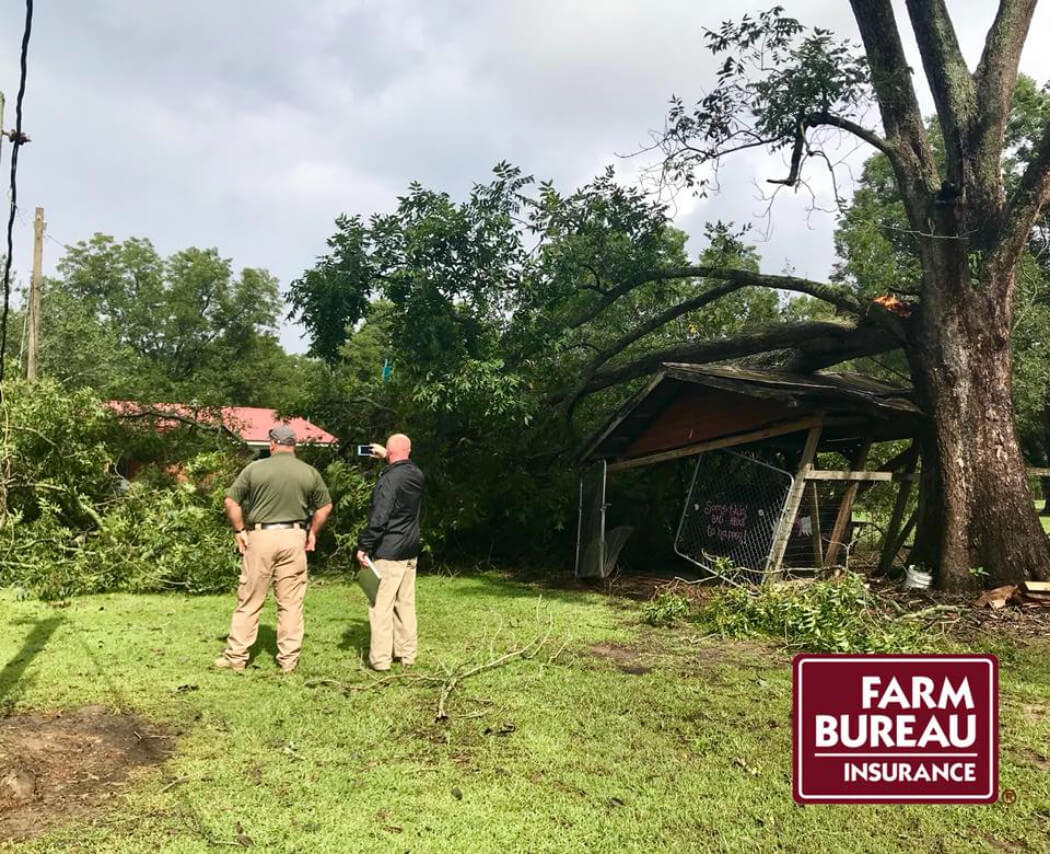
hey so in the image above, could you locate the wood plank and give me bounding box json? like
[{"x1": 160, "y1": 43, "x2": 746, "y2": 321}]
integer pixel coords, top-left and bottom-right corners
[
  {"x1": 1023, "y1": 581, "x2": 1050, "y2": 593},
  {"x1": 765, "y1": 422, "x2": 823, "y2": 580},
  {"x1": 807, "y1": 481, "x2": 823, "y2": 568},
  {"x1": 1027, "y1": 467, "x2": 1050, "y2": 478},
  {"x1": 606, "y1": 415, "x2": 823, "y2": 472},
  {"x1": 806, "y1": 470, "x2": 889, "y2": 482},
  {"x1": 824, "y1": 439, "x2": 872, "y2": 566},
  {"x1": 804, "y1": 470, "x2": 917, "y2": 482}
]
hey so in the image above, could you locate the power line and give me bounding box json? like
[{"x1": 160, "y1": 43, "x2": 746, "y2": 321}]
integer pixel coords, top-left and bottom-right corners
[{"x1": 0, "y1": 0, "x2": 34, "y2": 385}]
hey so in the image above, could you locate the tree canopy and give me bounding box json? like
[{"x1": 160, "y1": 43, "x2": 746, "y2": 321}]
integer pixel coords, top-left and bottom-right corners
[{"x1": 9, "y1": 235, "x2": 305, "y2": 407}]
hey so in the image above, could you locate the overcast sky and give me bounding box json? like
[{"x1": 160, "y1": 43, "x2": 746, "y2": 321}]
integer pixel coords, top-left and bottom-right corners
[{"x1": 1, "y1": 1, "x2": 1049, "y2": 353}]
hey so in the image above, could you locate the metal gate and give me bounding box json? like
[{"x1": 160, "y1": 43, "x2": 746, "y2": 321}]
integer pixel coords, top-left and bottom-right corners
[
  {"x1": 674, "y1": 450, "x2": 794, "y2": 584},
  {"x1": 575, "y1": 460, "x2": 607, "y2": 578}
]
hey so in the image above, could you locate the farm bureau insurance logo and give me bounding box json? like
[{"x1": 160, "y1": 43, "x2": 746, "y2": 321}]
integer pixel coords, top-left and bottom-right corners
[{"x1": 793, "y1": 655, "x2": 998, "y2": 804}]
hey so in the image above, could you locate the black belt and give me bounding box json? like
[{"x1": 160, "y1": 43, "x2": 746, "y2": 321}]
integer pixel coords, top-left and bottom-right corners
[{"x1": 252, "y1": 521, "x2": 305, "y2": 531}]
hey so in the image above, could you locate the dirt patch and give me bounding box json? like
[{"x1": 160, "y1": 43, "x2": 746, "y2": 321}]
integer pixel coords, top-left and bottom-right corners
[
  {"x1": 1016, "y1": 749, "x2": 1050, "y2": 772},
  {"x1": 1022, "y1": 703, "x2": 1047, "y2": 722},
  {"x1": 588, "y1": 642, "x2": 644, "y2": 665},
  {"x1": 0, "y1": 705, "x2": 171, "y2": 841},
  {"x1": 587, "y1": 643, "x2": 654, "y2": 675}
]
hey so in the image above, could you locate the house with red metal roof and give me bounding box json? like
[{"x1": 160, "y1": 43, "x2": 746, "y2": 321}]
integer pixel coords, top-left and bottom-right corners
[{"x1": 106, "y1": 401, "x2": 338, "y2": 450}]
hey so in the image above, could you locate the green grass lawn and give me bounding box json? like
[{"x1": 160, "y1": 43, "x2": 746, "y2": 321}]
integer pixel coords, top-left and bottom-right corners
[{"x1": 2, "y1": 573, "x2": 1049, "y2": 853}]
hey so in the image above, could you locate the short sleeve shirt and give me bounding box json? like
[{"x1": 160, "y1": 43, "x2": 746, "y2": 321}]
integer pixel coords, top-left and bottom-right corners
[{"x1": 225, "y1": 453, "x2": 332, "y2": 525}]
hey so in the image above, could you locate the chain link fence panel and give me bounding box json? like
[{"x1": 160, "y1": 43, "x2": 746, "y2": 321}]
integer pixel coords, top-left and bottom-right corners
[{"x1": 674, "y1": 450, "x2": 794, "y2": 585}]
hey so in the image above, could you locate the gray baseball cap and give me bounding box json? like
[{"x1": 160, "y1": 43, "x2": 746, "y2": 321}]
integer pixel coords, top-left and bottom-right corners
[{"x1": 268, "y1": 424, "x2": 297, "y2": 445}]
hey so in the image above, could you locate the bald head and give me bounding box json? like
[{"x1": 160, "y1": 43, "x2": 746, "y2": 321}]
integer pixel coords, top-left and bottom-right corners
[{"x1": 386, "y1": 433, "x2": 411, "y2": 463}]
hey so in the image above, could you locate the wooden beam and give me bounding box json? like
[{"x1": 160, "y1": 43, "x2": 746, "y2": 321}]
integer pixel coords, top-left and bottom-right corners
[
  {"x1": 578, "y1": 370, "x2": 668, "y2": 463},
  {"x1": 807, "y1": 481, "x2": 823, "y2": 568},
  {"x1": 606, "y1": 415, "x2": 823, "y2": 472},
  {"x1": 1027, "y1": 467, "x2": 1050, "y2": 478},
  {"x1": 890, "y1": 508, "x2": 919, "y2": 566},
  {"x1": 877, "y1": 447, "x2": 918, "y2": 574},
  {"x1": 765, "y1": 422, "x2": 824, "y2": 580},
  {"x1": 804, "y1": 470, "x2": 916, "y2": 482},
  {"x1": 824, "y1": 439, "x2": 872, "y2": 566}
]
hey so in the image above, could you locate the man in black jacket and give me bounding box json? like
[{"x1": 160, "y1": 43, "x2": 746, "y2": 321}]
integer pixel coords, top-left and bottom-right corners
[{"x1": 356, "y1": 433, "x2": 425, "y2": 671}]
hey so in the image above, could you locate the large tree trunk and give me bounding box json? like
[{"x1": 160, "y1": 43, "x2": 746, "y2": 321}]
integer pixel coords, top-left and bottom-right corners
[{"x1": 908, "y1": 265, "x2": 1050, "y2": 591}]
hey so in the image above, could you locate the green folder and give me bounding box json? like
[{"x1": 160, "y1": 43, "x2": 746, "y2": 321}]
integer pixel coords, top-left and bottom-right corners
[{"x1": 356, "y1": 557, "x2": 382, "y2": 605}]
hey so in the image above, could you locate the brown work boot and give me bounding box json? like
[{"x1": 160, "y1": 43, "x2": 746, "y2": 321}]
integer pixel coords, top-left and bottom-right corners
[{"x1": 213, "y1": 656, "x2": 245, "y2": 673}]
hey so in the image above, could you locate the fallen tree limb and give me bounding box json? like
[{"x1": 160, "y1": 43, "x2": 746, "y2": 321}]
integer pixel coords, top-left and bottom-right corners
[
  {"x1": 306, "y1": 605, "x2": 560, "y2": 721},
  {"x1": 434, "y1": 618, "x2": 553, "y2": 721},
  {"x1": 571, "y1": 321, "x2": 899, "y2": 398}
]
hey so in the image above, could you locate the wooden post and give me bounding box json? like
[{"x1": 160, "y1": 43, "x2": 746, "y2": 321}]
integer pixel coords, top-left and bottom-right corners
[
  {"x1": 26, "y1": 207, "x2": 44, "y2": 380},
  {"x1": 888, "y1": 509, "x2": 918, "y2": 565},
  {"x1": 877, "y1": 448, "x2": 918, "y2": 574},
  {"x1": 765, "y1": 422, "x2": 823, "y2": 580},
  {"x1": 808, "y1": 482, "x2": 823, "y2": 568},
  {"x1": 823, "y1": 439, "x2": 872, "y2": 567}
]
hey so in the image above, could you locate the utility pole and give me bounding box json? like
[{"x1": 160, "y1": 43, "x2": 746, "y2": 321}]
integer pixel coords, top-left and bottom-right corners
[{"x1": 26, "y1": 206, "x2": 43, "y2": 380}]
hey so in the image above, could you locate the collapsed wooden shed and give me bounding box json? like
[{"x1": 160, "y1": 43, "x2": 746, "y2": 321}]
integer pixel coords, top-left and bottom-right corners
[{"x1": 575, "y1": 364, "x2": 925, "y2": 583}]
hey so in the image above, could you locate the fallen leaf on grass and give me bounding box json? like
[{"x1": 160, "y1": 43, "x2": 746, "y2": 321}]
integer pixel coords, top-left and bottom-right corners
[
  {"x1": 281, "y1": 743, "x2": 305, "y2": 761},
  {"x1": 383, "y1": 825, "x2": 403, "y2": 834},
  {"x1": 607, "y1": 797, "x2": 625, "y2": 807},
  {"x1": 733, "y1": 757, "x2": 760, "y2": 777},
  {"x1": 483, "y1": 722, "x2": 516, "y2": 736},
  {"x1": 174, "y1": 684, "x2": 199, "y2": 694},
  {"x1": 451, "y1": 786, "x2": 463, "y2": 800}
]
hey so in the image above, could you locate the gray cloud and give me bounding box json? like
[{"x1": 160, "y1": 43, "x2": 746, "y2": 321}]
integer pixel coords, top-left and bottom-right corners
[{"x1": 0, "y1": 1, "x2": 1047, "y2": 355}]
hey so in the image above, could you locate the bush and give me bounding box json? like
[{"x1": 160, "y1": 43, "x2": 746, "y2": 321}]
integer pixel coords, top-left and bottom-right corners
[
  {"x1": 642, "y1": 591, "x2": 691, "y2": 627},
  {"x1": 72, "y1": 479, "x2": 239, "y2": 595},
  {"x1": 315, "y1": 458, "x2": 375, "y2": 567},
  {"x1": 701, "y1": 573, "x2": 929, "y2": 653},
  {"x1": 0, "y1": 382, "x2": 252, "y2": 599}
]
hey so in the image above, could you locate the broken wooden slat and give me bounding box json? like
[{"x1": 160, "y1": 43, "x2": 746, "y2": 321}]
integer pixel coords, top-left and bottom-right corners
[{"x1": 808, "y1": 481, "x2": 823, "y2": 568}]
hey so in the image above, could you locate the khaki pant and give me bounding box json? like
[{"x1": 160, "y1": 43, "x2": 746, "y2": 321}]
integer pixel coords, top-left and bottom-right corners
[
  {"x1": 368, "y1": 558, "x2": 417, "y2": 670},
  {"x1": 223, "y1": 528, "x2": 308, "y2": 670}
]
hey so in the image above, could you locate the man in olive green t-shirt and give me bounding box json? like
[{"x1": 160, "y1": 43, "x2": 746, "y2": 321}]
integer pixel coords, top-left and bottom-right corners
[{"x1": 214, "y1": 424, "x2": 332, "y2": 674}]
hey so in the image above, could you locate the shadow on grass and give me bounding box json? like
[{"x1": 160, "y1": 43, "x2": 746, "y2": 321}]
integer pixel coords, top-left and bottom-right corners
[
  {"x1": 338, "y1": 620, "x2": 369, "y2": 653},
  {"x1": 248, "y1": 624, "x2": 278, "y2": 666},
  {"x1": 0, "y1": 616, "x2": 65, "y2": 703}
]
